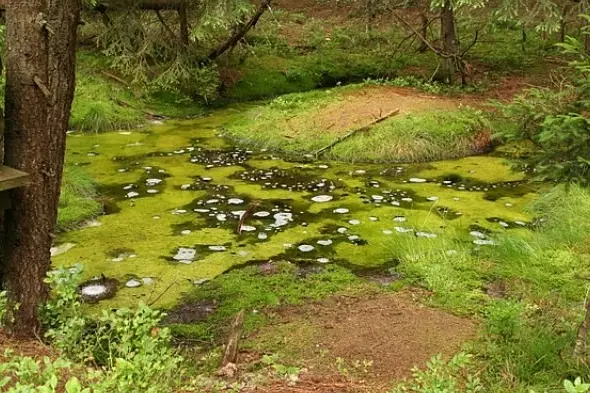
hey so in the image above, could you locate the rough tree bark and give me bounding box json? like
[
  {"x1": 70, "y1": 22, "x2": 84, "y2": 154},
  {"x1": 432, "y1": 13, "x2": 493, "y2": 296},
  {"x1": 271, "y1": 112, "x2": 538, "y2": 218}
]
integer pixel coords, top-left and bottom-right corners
[
  {"x1": 436, "y1": 0, "x2": 457, "y2": 84},
  {"x1": 1, "y1": 0, "x2": 80, "y2": 337}
]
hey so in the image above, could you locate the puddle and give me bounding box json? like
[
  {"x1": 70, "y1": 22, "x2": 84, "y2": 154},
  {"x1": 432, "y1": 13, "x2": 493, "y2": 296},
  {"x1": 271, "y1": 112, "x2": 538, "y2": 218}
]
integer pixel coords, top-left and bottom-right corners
[{"x1": 55, "y1": 109, "x2": 537, "y2": 307}]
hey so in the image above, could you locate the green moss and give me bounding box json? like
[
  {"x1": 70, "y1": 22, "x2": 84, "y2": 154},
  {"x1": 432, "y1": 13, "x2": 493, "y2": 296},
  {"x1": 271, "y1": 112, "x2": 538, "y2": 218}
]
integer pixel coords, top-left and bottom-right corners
[
  {"x1": 169, "y1": 262, "x2": 367, "y2": 341},
  {"x1": 55, "y1": 108, "x2": 540, "y2": 311}
]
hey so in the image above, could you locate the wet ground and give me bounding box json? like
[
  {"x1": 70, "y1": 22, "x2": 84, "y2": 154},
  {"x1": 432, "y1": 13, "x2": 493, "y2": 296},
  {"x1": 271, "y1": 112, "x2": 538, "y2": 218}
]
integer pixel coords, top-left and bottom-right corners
[{"x1": 54, "y1": 106, "x2": 537, "y2": 308}]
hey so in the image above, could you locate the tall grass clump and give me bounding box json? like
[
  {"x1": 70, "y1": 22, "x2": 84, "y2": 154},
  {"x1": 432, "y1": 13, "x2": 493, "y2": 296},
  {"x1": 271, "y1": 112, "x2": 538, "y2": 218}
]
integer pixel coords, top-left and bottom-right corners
[{"x1": 57, "y1": 165, "x2": 102, "y2": 232}]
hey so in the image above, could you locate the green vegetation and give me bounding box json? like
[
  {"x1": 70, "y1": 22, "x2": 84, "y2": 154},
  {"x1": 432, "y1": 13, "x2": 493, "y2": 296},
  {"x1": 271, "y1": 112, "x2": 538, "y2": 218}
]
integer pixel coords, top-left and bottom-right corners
[
  {"x1": 57, "y1": 165, "x2": 102, "y2": 232},
  {"x1": 224, "y1": 83, "x2": 494, "y2": 162},
  {"x1": 169, "y1": 262, "x2": 367, "y2": 340}
]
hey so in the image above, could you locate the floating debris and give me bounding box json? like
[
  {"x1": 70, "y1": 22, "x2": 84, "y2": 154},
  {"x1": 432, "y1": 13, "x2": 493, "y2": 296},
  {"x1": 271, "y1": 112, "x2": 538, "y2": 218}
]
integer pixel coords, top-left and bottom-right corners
[
  {"x1": 50, "y1": 243, "x2": 76, "y2": 257},
  {"x1": 194, "y1": 278, "x2": 210, "y2": 286},
  {"x1": 126, "y1": 279, "x2": 142, "y2": 288},
  {"x1": 469, "y1": 231, "x2": 486, "y2": 239},
  {"x1": 298, "y1": 245, "x2": 314, "y2": 252},
  {"x1": 78, "y1": 277, "x2": 118, "y2": 303},
  {"x1": 474, "y1": 239, "x2": 496, "y2": 246},
  {"x1": 416, "y1": 232, "x2": 437, "y2": 239},
  {"x1": 173, "y1": 248, "x2": 196, "y2": 263},
  {"x1": 333, "y1": 208, "x2": 349, "y2": 214},
  {"x1": 311, "y1": 195, "x2": 333, "y2": 203}
]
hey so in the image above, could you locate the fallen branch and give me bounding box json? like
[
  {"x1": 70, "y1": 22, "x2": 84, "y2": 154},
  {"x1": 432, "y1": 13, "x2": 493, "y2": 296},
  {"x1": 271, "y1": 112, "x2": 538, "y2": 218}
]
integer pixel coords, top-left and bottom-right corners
[
  {"x1": 315, "y1": 109, "x2": 400, "y2": 157},
  {"x1": 208, "y1": 0, "x2": 272, "y2": 61},
  {"x1": 221, "y1": 309, "x2": 245, "y2": 366},
  {"x1": 102, "y1": 71, "x2": 128, "y2": 86}
]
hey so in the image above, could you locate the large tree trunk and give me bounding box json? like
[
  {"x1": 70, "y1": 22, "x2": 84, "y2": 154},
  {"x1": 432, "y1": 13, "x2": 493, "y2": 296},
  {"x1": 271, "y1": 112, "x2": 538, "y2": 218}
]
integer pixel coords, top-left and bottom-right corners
[
  {"x1": 2, "y1": 0, "x2": 80, "y2": 337},
  {"x1": 436, "y1": 0, "x2": 457, "y2": 84}
]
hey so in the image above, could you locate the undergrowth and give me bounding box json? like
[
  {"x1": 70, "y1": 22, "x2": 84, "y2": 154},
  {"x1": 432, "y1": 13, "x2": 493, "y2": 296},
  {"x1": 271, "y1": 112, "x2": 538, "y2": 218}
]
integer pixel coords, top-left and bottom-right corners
[{"x1": 57, "y1": 165, "x2": 102, "y2": 232}]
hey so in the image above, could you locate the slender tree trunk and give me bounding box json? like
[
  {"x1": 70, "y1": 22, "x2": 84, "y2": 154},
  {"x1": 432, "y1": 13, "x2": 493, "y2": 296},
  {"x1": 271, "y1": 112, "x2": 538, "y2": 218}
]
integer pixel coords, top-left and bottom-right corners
[
  {"x1": 2, "y1": 0, "x2": 80, "y2": 337},
  {"x1": 418, "y1": 10, "x2": 428, "y2": 53},
  {"x1": 179, "y1": 4, "x2": 189, "y2": 46},
  {"x1": 436, "y1": 0, "x2": 457, "y2": 84},
  {"x1": 559, "y1": 4, "x2": 570, "y2": 43}
]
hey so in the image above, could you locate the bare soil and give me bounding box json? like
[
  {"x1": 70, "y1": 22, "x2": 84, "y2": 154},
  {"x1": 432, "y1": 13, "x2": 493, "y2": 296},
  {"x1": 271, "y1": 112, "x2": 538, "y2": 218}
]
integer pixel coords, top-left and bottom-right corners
[
  {"x1": 0, "y1": 329, "x2": 54, "y2": 360},
  {"x1": 245, "y1": 291, "x2": 476, "y2": 392},
  {"x1": 283, "y1": 86, "x2": 476, "y2": 139}
]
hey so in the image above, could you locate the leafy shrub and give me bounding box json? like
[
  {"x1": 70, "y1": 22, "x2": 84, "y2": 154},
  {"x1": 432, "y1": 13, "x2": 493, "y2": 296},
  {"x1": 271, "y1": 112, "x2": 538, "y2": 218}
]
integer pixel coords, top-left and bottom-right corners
[
  {"x1": 498, "y1": 33, "x2": 590, "y2": 185},
  {"x1": 391, "y1": 353, "x2": 483, "y2": 393}
]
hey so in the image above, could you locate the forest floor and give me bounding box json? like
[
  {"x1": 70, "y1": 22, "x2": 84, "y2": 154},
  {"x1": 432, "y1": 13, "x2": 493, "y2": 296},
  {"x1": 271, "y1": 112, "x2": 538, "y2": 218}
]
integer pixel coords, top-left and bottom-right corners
[{"x1": 241, "y1": 290, "x2": 476, "y2": 392}]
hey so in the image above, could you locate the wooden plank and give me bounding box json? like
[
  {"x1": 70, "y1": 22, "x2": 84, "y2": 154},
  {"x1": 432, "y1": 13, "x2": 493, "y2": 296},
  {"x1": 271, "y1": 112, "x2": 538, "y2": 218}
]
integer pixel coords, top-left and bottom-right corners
[{"x1": 0, "y1": 165, "x2": 31, "y2": 192}]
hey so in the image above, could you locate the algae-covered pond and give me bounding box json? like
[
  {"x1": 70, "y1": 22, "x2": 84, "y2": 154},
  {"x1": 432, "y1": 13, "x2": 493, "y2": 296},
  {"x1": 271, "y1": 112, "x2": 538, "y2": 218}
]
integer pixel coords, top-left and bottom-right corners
[{"x1": 54, "y1": 106, "x2": 538, "y2": 308}]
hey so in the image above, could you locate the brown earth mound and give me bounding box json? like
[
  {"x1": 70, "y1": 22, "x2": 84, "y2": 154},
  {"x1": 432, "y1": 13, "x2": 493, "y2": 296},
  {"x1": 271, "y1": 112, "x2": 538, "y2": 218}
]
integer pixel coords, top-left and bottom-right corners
[
  {"x1": 283, "y1": 86, "x2": 476, "y2": 139},
  {"x1": 247, "y1": 291, "x2": 476, "y2": 392}
]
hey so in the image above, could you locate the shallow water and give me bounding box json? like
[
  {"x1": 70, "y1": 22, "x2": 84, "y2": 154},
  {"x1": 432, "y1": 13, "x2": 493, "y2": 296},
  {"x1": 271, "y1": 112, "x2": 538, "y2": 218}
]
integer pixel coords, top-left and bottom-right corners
[{"x1": 56, "y1": 106, "x2": 537, "y2": 307}]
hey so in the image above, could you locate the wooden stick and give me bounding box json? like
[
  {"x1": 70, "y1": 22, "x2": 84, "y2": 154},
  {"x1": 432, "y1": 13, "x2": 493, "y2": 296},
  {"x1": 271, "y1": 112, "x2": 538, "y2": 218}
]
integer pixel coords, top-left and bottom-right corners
[
  {"x1": 315, "y1": 109, "x2": 400, "y2": 157},
  {"x1": 221, "y1": 309, "x2": 245, "y2": 366}
]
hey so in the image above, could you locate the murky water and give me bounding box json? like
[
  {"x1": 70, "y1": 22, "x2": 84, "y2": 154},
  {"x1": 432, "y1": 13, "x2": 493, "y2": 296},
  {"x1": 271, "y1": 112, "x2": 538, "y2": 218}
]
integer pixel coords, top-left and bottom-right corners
[{"x1": 56, "y1": 107, "x2": 537, "y2": 307}]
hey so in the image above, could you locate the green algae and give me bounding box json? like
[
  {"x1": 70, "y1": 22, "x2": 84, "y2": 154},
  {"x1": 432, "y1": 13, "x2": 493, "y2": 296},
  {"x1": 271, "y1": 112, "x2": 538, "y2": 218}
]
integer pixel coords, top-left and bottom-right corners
[{"x1": 55, "y1": 107, "x2": 537, "y2": 310}]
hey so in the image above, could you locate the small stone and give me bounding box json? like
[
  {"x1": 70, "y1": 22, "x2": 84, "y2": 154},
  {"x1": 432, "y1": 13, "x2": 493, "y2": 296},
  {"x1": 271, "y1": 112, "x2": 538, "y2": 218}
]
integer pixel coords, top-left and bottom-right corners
[
  {"x1": 111, "y1": 257, "x2": 124, "y2": 262},
  {"x1": 333, "y1": 208, "x2": 349, "y2": 214},
  {"x1": 317, "y1": 258, "x2": 330, "y2": 264},
  {"x1": 505, "y1": 203, "x2": 514, "y2": 207},
  {"x1": 369, "y1": 216, "x2": 378, "y2": 222},
  {"x1": 153, "y1": 215, "x2": 161, "y2": 220},
  {"x1": 348, "y1": 235, "x2": 360, "y2": 241},
  {"x1": 142, "y1": 277, "x2": 155, "y2": 285},
  {"x1": 393, "y1": 216, "x2": 407, "y2": 223},
  {"x1": 126, "y1": 191, "x2": 139, "y2": 198},
  {"x1": 382, "y1": 229, "x2": 393, "y2": 235},
  {"x1": 173, "y1": 209, "x2": 187, "y2": 214},
  {"x1": 317, "y1": 239, "x2": 333, "y2": 246},
  {"x1": 228, "y1": 198, "x2": 244, "y2": 205},
  {"x1": 258, "y1": 233, "x2": 268, "y2": 240},
  {"x1": 371, "y1": 195, "x2": 384, "y2": 201},
  {"x1": 253, "y1": 211, "x2": 271, "y2": 218},
  {"x1": 337, "y1": 227, "x2": 348, "y2": 233},
  {"x1": 209, "y1": 245, "x2": 226, "y2": 251},
  {"x1": 240, "y1": 225, "x2": 256, "y2": 232},
  {"x1": 298, "y1": 245, "x2": 314, "y2": 252},
  {"x1": 181, "y1": 230, "x2": 191, "y2": 235},
  {"x1": 349, "y1": 219, "x2": 361, "y2": 225},
  {"x1": 427, "y1": 196, "x2": 439, "y2": 202},
  {"x1": 409, "y1": 178, "x2": 427, "y2": 183},
  {"x1": 147, "y1": 189, "x2": 159, "y2": 194},
  {"x1": 395, "y1": 227, "x2": 414, "y2": 233}
]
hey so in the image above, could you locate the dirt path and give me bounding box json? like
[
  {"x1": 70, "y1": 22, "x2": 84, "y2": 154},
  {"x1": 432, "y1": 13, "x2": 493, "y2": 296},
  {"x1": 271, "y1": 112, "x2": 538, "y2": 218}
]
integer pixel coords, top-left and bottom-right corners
[{"x1": 245, "y1": 291, "x2": 477, "y2": 392}]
